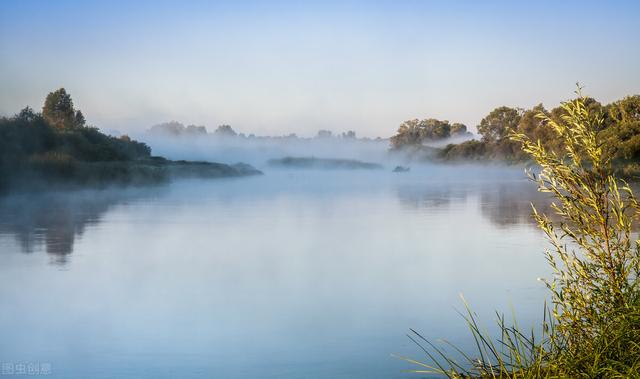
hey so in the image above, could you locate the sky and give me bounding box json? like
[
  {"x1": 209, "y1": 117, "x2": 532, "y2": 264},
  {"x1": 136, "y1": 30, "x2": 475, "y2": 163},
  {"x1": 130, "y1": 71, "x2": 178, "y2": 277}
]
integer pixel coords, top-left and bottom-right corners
[{"x1": 1, "y1": 0, "x2": 639, "y2": 137}]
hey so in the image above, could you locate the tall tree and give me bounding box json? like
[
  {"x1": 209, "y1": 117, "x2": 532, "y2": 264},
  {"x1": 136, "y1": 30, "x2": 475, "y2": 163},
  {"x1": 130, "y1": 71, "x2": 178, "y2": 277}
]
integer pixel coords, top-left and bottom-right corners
[
  {"x1": 74, "y1": 110, "x2": 86, "y2": 127},
  {"x1": 422, "y1": 119, "x2": 451, "y2": 139},
  {"x1": 450, "y1": 123, "x2": 468, "y2": 136},
  {"x1": 600, "y1": 95, "x2": 640, "y2": 159},
  {"x1": 390, "y1": 119, "x2": 422, "y2": 148},
  {"x1": 214, "y1": 124, "x2": 237, "y2": 137},
  {"x1": 390, "y1": 118, "x2": 464, "y2": 149},
  {"x1": 477, "y1": 106, "x2": 522, "y2": 143},
  {"x1": 42, "y1": 88, "x2": 82, "y2": 129}
]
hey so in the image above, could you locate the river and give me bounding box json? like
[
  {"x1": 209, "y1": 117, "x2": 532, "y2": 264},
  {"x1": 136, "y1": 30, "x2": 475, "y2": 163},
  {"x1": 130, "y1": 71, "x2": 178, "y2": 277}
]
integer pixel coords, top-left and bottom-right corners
[{"x1": 0, "y1": 166, "x2": 550, "y2": 378}]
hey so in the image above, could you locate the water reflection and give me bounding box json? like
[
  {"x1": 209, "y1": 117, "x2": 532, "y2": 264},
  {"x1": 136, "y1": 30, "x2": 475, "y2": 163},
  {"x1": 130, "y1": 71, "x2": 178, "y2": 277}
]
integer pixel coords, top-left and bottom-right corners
[
  {"x1": 0, "y1": 176, "x2": 552, "y2": 267},
  {"x1": 478, "y1": 182, "x2": 550, "y2": 227},
  {"x1": 0, "y1": 172, "x2": 551, "y2": 378},
  {"x1": 396, "y1": 183, "x2": 468, "y2": 210},
  {"x1": 396, "y1": 179, "x2": 551, "y2": 227},
  {"x1": 0, "y1": 189, "x2": 155, "y2": 264}
]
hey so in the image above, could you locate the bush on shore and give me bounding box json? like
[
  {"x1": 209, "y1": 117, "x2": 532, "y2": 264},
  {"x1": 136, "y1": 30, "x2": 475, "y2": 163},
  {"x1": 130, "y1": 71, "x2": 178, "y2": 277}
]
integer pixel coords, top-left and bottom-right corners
[
  {"x1": 0, "y1": 88, "x2": 262, "y2": 192},
  {"x1": 400, "y1": 89, "x2": 640, "y2": 378}
]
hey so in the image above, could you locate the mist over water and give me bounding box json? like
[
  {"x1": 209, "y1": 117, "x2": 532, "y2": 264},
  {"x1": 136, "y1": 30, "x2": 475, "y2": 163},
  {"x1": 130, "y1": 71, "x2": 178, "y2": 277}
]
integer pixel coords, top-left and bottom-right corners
[
  {"x1": 0, "y1": 167, "x2": 550, "y2": 379},
  {"x1": 1, "y1": 0, "x2": 637, "y2": 376},
  {"x1": 136, "y1": 133, "x2": 394, "y2": 168}
]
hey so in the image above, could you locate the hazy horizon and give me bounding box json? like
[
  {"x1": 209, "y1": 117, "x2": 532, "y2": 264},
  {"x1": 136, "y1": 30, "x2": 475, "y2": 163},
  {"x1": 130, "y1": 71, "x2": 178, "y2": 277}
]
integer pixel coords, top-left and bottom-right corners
[
  {"x1": 1, "y1": 0, "x2": 639, "y2": 138},
  {"x1": 2, "y1": 3, "x2": 640, "y2": 377}
]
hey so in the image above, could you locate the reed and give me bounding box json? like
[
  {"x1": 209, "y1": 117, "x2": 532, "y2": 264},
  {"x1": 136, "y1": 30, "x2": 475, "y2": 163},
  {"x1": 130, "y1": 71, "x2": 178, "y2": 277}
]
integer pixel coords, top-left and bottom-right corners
[{"x1": 399, "y1": 87, "x2": 640, "y2": 378}]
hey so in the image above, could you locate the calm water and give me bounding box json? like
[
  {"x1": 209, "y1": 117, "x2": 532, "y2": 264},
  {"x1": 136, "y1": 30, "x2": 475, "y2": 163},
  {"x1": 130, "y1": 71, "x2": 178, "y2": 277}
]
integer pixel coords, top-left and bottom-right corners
[{"x1": 0, "y1": 167, "x2": 550, "y2": 378}]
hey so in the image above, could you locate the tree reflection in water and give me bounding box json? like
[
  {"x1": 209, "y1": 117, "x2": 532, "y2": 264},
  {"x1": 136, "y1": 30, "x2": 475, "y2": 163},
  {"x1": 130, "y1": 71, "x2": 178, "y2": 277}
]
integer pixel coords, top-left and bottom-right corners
[
  {"x1": 0, "y1": 176, "x2": 558, "y2": 266},
  {"x1": 0, "y1": 189, "x2": 154, "y2": 265},
  {"x1": 396, "y1": 179, "x2": 552, "y2": 228}
]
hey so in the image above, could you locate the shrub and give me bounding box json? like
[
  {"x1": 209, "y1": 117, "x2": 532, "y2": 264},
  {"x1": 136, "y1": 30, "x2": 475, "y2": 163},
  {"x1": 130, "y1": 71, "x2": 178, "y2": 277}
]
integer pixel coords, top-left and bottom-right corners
[{"x1": 399, "y1": 88, "x2": 640, "y2": 378}]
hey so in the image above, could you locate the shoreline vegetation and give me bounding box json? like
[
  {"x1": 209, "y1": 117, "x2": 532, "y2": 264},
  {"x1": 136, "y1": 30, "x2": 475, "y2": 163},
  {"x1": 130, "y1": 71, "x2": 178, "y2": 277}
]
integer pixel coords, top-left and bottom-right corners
[
  {"x1": 3, "y1": 86, "x2": 639, "y2": 377},
  {"x1": 389, "y1": 92, "x2": 640, "y2": 176},
  {"x1": 139, "y1": 91, "x2": 640, "y2": 179},
  {"x1": 0, "y1": 89, "x2": 262, "y2": 193},
  {"x1": 267, "y1": 156, "x2": 383, "y2": 170},
  {"x1": 399, "y1": 89, "x2": 640, "y2": 378},
  {"x1": 147, "y1": 119, "x2": 386, "y2": 143}
]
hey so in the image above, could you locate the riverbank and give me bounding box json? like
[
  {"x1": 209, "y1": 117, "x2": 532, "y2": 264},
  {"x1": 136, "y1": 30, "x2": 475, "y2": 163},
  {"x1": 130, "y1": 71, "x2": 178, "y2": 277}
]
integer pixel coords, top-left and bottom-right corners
[
  {"x1": 268, "y1": 156, "x2": 383, "y2": 170},
  {"x1": 1, "y1": 157, "x2": 262, "y2": 193}
]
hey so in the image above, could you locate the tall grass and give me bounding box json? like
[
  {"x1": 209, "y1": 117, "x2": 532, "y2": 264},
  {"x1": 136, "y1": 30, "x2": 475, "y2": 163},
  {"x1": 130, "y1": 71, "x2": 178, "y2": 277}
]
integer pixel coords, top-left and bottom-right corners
[
  {"x1": 395, "y1": 296, "x2": 556, "y2": 378},
  {"x1": 399, "y1": 88, "x2": 640, "y2": 378}
]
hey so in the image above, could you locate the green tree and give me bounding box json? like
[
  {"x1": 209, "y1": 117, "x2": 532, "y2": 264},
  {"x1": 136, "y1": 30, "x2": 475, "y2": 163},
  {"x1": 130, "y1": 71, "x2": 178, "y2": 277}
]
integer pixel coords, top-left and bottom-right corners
[
  {"x1": 17, "y1": 106, "x2": 38, "y2": 122},
  {"x1": 512, "y1": 91, "x2": 640, "y2": 376},
  {"x1": 390, "y1": 119, "x2": 422, "y2": 148},
  {"x1": 422, "y1": 119, "x2": 451, "y2": 139},
  {"x1": 402, "y1": 90, "x2": 640, "y2": 378},
  {"x1": 214, "y1": 124, "x2": 237, "y2": 137},
  {"x1": 74, "y1": 110, "x2": 86, "y2": 127},
  {"x1": 516, "y1": 104, "x2": 546, "y2": 136},
  {"x1": 599, "y1": 95, "x2": 640, "y2": 160},
  {"x1": 450, "y1": 122, "x2": 468, "y2": 136},
  {"x1": 42, "y1": 88, "x2": 81, "y2": 129},
  {"x1": 391, "y1": 118, "x2": 462, "y2": 149},
  {"x1": 514, "y1": 104, "x2": 563, "y2": 156},
  {"x1": 477, "y1": 106, "x2": 522, "y2": 143}
]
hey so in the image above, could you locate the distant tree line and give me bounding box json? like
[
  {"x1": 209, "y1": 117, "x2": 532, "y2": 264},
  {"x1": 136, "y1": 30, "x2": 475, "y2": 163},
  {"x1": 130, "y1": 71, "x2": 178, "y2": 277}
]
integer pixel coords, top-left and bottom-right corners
[
  {"x1": 390, "y1": 119, "x2": 471, "y2": 149},
  {"x1": 149, "y1": 121, "x2": 207, "y2": 136},
  {"x1": 390, "y1": 94, "x2": 640, "y2": 167},
  {"x1": 149, "y1": 121, "x2": 379, "y2": 142}
]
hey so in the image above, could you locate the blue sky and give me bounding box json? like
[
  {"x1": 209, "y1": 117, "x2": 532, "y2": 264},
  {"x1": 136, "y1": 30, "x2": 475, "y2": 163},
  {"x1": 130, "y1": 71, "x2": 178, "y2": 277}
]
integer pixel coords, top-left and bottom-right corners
[{"x1": 1, "y1": 0, "x2": 639, "y2": 137}]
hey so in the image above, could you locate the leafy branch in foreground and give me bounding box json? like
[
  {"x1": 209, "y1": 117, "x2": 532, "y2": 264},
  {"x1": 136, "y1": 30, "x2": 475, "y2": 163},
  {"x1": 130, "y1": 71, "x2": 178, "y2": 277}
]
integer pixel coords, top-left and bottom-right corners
[{"x1": 398, "y1": 88, "x2": 640, "y2": 378}]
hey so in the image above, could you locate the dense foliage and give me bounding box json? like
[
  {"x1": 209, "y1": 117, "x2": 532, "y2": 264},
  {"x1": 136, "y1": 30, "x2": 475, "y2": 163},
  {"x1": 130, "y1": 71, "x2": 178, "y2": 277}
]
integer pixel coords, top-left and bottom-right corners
[
  {"x1": 390, "y1": 118, "x2": 470, "y2": 149},
  {"x1": 149, "y1": 121, "x2": 207, "y2": 136},
  {"x1": 401, "y1": 91, "x2": 640, "y2": 378},
  {"x1": 434, "y1": 95, "x2": 640, "y2": 166},
  {"x1": 0, "y1": 88, "x2": 152, "y2": 190},
  {"x1": 514, "y1": 92, "x2": 640, "y2": 377},
  {"x1": 389, "y1": 94, "x2": 640, "y2": 170}
]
